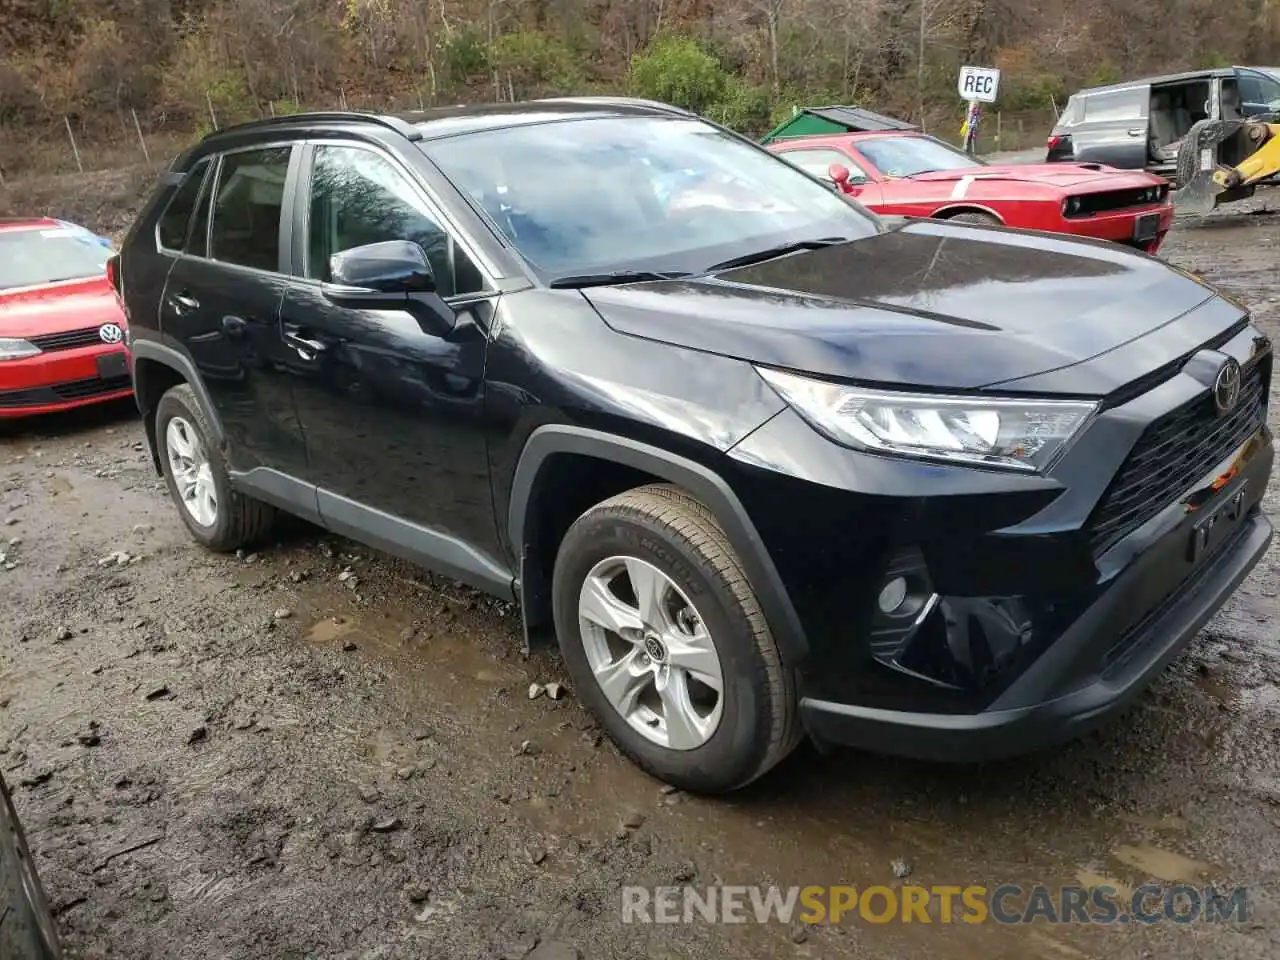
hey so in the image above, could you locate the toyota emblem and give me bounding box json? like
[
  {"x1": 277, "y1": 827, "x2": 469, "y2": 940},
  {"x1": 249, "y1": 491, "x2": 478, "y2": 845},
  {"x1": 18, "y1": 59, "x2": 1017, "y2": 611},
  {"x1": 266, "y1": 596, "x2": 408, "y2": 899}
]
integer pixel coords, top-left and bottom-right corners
[
  {"x1": 1212, "y1": 357, "x2": 1242, "y2": 416},
  {"x1": 99, "y1": 322, "x2": 124, "y2": 345}
]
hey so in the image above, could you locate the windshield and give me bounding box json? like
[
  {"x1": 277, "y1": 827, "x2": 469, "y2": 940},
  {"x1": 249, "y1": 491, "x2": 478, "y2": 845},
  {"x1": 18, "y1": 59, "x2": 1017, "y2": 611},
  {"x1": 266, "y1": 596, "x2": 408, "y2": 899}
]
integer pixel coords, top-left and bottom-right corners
[
  {"x1": 423, "y1": 115, "x2": 879, "y2": 279},
  {"x1": 857, "y1": 136, "x2": 983, "y2": 178},
  {"x1": 0, "y1": 226, "x2": 112, "y2": 290}
]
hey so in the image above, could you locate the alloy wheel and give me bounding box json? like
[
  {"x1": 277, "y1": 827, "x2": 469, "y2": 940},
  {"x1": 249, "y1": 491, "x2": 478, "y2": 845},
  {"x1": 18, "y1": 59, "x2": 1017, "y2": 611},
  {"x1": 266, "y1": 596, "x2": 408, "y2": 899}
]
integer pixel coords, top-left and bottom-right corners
[
  {"x1": 577, "y1": 555, "x2": 725, "y2": 750},
  {"x1": 165, "y1": 416, "x2": 217, "y2": 527}
]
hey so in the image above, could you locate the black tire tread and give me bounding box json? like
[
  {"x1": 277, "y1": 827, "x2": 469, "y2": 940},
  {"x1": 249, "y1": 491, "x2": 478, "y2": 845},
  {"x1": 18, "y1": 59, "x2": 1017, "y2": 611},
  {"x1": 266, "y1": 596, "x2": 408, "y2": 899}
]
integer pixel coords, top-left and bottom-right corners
[
  {"x1": 945, "y1": 211, "x2": 1001, "y2": 226},
  {"x1": 157, "y1": 384, "x2": 275, "y2": 552},
  {"x1": 587, "y1": 483, "x2": 802, "y2": 789}
]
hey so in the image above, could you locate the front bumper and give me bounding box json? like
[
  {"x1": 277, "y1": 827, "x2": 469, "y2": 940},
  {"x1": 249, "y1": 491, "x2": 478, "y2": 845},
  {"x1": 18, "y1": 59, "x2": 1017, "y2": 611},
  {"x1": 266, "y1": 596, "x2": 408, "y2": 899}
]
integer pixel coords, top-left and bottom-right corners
[
  {"x1": 1059, "y1": 204, "x2": 1174, "y2": 252},
  {"x1": 801, "y1": 505, "x2": 1272, "y2": 761},
  {"x1": 0, "y1": 346, "x2": 132, "y2": 418},
  {"x1": 725, "y1": 316, "x2": 1273, "y2": 760}
]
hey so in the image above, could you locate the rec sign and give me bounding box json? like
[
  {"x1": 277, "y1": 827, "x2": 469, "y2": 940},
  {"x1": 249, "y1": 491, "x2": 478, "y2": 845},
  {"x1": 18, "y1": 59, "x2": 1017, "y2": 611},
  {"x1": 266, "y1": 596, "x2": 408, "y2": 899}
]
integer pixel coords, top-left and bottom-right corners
[{"x1": 958, "y1": 65, "x2": 1001, "y2": 103}]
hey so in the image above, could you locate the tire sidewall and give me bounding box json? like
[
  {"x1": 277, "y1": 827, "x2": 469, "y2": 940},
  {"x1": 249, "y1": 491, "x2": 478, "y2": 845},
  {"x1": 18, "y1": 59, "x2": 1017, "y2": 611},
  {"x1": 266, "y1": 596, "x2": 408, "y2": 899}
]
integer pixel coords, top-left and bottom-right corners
[
  {"x1": 1, "y1": 777, "x2": 60, "y2": 959},
  {"x1": 155, "y1": 388, "x2": 236, "y2": 549},
  {"x1": 552, "y1": 508, "x2": 774, "y2": 792}
]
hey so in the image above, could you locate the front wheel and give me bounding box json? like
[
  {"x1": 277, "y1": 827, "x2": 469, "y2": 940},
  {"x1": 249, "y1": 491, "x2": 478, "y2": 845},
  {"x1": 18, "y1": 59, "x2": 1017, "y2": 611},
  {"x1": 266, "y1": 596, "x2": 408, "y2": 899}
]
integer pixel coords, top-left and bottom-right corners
[{"x1": 551, "y1": 484, "x2": 800, "y2": 794}]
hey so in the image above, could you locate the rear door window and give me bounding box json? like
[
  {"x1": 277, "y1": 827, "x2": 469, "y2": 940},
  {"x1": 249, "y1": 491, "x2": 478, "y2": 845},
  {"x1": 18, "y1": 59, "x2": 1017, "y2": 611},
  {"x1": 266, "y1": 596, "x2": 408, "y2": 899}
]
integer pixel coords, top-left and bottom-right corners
[
  {"x1": 208, "y1": 146, "x2": 293, "y2": 272},
  {"x1": 1083, "y1": 87, "x2": 1147, "y2": 122},
  {"x1": 157, "y1": 159, "x2": 211, "y2": 252}
]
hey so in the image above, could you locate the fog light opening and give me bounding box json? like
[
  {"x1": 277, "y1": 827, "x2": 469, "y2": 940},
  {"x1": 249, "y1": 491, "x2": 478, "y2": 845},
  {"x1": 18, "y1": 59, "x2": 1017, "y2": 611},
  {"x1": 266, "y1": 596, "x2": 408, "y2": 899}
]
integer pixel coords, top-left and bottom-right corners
[{"x1": 877, "y1": 576, "x2": 909, "y2": 614}]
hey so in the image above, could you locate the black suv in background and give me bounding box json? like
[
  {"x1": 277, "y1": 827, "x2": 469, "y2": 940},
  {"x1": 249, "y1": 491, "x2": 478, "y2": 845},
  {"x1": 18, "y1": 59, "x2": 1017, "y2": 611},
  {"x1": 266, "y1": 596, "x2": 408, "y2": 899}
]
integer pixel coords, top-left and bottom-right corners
[
  {"x1": 114, "y1": 99, "x2": 1273, "y2": 794},
  {"x1": 1046, "y1": 66, "x2": 1280, "y2": 180}
]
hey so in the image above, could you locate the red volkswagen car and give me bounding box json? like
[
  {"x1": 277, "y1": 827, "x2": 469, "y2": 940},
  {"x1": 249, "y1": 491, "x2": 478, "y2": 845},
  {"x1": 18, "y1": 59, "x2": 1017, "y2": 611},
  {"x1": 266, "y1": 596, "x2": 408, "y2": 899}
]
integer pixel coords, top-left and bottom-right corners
[
  {"x1": 0, "y1": 218, "x2": 131, "y2": 420},
  {"x1": 766, "y1": 130, "x2": 1175, "y2": 253}
]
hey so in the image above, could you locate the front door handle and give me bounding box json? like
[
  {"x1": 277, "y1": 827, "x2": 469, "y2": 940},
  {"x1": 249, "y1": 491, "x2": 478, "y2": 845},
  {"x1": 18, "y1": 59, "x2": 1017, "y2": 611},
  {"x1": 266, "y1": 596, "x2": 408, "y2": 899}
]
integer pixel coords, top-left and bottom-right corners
[
  {"x1": 284, "y1": 326, "x2": 327, "y2": 361},
  {"x1": 168, "y1": 291, "x2": 200, "y2": 313},
  {"x1": 1127, "y1": 128, "x2": 1145, "y2": 137}
]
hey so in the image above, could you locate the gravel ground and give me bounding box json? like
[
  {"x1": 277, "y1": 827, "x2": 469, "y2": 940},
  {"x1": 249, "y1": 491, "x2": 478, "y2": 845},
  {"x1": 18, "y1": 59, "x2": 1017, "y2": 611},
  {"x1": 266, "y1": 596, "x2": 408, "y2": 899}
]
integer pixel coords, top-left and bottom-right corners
[{"x1": 2, "y1": 186, "x2": 1280, "y2": 960}]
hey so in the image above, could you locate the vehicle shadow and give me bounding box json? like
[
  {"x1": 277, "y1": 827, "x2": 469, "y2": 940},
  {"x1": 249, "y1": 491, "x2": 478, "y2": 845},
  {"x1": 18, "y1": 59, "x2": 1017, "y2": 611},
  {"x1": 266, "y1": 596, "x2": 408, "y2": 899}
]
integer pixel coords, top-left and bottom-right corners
[
  {"x1": 0, "y1": 397, "x2": 140, "y2": 442},
  {"x1": 723, "y1": 675, "x2": 1221, "y2": 841}
]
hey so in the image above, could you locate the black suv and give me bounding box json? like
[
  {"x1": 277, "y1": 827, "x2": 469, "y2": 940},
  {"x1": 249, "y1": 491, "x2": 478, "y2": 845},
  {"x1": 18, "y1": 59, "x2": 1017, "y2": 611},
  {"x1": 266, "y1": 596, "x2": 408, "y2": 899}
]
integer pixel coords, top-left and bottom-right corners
[{"x1": 114, "y1": 99, "x2": 1274, "y2": 794}]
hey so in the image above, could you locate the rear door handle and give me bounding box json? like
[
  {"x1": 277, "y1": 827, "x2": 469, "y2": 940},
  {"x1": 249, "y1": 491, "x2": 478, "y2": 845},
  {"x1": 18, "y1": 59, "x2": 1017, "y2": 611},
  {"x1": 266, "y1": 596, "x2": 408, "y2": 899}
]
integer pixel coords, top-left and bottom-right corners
[{"x1": 1127, "y1": 128, "x2": 1145, "y2": 137}]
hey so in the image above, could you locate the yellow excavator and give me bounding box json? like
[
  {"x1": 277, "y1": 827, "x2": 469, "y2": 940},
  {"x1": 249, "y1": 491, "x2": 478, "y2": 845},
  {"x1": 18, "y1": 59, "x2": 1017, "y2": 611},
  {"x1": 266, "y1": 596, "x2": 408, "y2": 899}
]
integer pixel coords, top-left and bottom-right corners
[{"x1": 1172, "y1": 115, "x2": 1280, "y2": 213}]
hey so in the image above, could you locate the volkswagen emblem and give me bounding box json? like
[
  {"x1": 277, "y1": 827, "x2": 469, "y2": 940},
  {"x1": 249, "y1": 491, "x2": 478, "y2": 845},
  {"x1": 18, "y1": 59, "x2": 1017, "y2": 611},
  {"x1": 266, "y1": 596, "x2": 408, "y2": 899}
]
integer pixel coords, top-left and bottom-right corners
[
  {"x1": 1212, "y1": 357, "x2": 1242, "y2": 416},
  {"x1": 98, "y1": 322, "x2": 124, "y2": 345}
]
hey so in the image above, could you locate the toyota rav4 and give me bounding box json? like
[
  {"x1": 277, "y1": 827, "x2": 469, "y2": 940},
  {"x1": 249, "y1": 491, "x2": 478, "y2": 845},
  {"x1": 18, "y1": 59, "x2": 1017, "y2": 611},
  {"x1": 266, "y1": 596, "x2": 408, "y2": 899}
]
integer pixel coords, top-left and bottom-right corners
[{"x1": 113, "y1": 99, "x2": 1274, "y2": 794}]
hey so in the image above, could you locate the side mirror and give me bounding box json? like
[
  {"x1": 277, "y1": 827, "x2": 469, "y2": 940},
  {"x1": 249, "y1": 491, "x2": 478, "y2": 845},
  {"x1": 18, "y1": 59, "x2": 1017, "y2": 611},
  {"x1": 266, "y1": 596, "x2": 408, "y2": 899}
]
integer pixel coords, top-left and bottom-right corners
[
  {"x1": 328, "y1": 240, "x2": 435, "y2": 294},
  {"x1": 321, "y1": 240, "x2": 456, "y2": 335},
  {"x1": 829, "y1": 163, "x2": 852, "y2": 189}
]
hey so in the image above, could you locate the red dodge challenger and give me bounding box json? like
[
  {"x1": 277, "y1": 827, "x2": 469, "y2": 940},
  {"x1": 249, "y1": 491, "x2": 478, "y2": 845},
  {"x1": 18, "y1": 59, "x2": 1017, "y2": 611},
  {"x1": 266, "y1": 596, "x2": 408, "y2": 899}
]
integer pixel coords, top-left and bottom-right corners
[
  {"x1": 765, "y1": 130, "x2": 1174, "y2": 253},
  {"x1": 0, "y1": 218, "x2": 131, "y2": 420}
]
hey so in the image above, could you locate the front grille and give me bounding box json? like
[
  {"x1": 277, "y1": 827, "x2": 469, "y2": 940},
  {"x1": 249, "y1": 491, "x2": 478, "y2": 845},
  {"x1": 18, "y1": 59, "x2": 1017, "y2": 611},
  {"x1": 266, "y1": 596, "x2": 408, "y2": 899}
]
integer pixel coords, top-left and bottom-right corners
[
  {"x1": 0, "y1": 387, "x2": 55, "y2": 408},
  {"x1": 52, "y1": 375, "x2": 132, "y2": 400},
  {"x1": 28, "y1": 327, "x2": 104, "y2": 352},
  {"x1": 1087, "y1": 360, "x2": 1269, "y2": 555},
  {"x1": 1064, "y1": 186, "x2": 1168, "y2": 217}
]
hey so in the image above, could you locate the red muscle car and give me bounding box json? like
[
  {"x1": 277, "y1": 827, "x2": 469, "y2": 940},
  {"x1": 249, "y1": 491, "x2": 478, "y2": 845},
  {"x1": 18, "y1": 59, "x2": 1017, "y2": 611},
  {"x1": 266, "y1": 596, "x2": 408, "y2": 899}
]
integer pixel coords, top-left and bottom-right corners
[
  {"x1": 765, "y1": 131, "x2": 1174, "y2": 253},
  {"x1": 0, "y1": 218, "x2": 131, "y2": 419}
]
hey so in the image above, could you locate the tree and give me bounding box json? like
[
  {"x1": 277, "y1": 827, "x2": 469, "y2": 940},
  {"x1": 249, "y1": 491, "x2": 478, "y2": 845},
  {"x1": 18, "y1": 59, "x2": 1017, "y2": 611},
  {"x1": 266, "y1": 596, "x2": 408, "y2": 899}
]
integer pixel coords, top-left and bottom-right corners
[{"x1": 629, "y1": 35, "x2": 728, "y2": 113}]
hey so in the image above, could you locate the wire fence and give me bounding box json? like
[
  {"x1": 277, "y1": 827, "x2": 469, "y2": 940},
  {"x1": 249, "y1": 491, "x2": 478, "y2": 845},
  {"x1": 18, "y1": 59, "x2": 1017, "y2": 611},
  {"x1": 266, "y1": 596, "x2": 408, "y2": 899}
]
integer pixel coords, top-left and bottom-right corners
[{"x1": 0, "y1": 100, "x2": 1059, "y2": 188}]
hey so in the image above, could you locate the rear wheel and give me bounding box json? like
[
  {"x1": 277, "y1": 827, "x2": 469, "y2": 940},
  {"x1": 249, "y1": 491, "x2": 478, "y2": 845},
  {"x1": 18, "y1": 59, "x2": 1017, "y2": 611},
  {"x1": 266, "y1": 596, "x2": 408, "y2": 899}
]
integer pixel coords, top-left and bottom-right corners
[
  {"x1": 551, "y1": 483, "x2": 801, "y2": 794},
  {"x1": 155, "y1": 384, "x2": 274, "y2": 551}
]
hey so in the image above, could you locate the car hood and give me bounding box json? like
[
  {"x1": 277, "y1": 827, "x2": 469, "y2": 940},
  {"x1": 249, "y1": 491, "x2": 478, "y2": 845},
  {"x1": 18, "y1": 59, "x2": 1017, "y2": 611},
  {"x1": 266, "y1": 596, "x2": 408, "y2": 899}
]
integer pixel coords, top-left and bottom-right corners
[
  {"x1": 0, "y1": 277, "x2": 123, "y2": 339},
  {"x1": 580, "y1": 218, "x2": 1236, "y2": 393},
  {"x1": 909, "y1": 162, "x2": 1152, "y2": 190}
]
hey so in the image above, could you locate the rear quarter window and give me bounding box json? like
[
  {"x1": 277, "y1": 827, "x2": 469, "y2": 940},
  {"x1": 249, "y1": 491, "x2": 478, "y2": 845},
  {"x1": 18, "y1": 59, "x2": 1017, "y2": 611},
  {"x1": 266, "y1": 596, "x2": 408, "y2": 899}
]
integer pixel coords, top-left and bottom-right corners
[
  {"x1": 1083, "y1": 88, "x2": 1147, "y2": 122},
  {"x1": 157, "y1": 159, "x2": 211, "y2": 251},
  {"x1": 1057, "y1": 96, "x2": 1085, "y2": 127}
]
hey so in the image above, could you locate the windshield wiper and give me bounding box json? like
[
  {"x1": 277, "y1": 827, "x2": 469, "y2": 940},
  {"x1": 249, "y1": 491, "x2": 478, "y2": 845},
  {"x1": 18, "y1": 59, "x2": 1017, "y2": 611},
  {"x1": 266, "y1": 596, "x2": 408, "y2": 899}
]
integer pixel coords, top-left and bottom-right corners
[
  {"x1": 706, "y1": 237, "x2": 847, "y2": 273},
  {"x1": 548, "y1": 270, "x2": 691, "y2": 289}
]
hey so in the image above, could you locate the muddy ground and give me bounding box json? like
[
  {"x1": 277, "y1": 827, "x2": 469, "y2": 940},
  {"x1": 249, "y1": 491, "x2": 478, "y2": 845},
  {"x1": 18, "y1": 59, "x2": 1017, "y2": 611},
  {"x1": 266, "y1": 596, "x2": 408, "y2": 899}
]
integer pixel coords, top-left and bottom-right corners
[{"x1": 2, "y1": 178, "x2": 1280, "y2": 960}]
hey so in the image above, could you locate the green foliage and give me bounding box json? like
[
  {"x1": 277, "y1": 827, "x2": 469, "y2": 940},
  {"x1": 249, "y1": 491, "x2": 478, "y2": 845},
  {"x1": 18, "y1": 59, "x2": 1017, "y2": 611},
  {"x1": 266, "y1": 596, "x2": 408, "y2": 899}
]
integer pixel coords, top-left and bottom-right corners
[
  {"x1": 710, "y1": 80, "x2": 773, "y2": 136},
  {"x1": 1000, "y1": 72, "x2": 1066, "y2": 112},
  {"x1": 629, "y1": 35, "x2": 728, "y2": 114},
  {"x1": 491, "y1": 30, "x2": 583, "y2": 97},
  {"x1": 438, "y1": 28, "x2": 488, "y2": 83},
  {"x1": 1203, "y1": 50, "x2": 1233, "y2": 68},
  {"x1": 1087, "y1": 60, "x2": 1123, "y2": 87},
  {"x1": 204, "y1": 71, "x2": 254, "y2": 125}
]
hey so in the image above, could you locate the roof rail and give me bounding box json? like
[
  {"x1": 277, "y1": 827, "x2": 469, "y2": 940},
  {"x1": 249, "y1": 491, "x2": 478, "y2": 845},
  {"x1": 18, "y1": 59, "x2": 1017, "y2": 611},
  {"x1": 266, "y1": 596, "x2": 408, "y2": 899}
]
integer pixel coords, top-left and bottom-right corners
[
  {"x1": 208, "y1": 111, "x2": 423, "y2": 142},
  {"x1": 534, "y1": 96, "x2": 692, "y2": 116}
]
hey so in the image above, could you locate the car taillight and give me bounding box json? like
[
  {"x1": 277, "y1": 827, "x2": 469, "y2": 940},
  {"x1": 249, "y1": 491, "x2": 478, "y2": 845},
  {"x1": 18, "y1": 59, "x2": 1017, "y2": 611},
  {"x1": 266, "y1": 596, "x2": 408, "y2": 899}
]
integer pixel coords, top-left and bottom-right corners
[{"x1": 1047, "y1": 135, "x2": 1062, "y2": 150}]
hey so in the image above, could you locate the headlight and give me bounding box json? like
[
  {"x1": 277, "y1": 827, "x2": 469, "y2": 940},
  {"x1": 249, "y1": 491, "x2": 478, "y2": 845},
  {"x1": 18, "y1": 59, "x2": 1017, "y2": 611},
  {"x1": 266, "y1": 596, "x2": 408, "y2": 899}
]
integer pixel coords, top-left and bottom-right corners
[
  {"x1": 757, "y1": 367, "x2": 1098, "y2": 472},
  {"x1": 0, "y1": 338, "x2": 41, "y2": 361}
]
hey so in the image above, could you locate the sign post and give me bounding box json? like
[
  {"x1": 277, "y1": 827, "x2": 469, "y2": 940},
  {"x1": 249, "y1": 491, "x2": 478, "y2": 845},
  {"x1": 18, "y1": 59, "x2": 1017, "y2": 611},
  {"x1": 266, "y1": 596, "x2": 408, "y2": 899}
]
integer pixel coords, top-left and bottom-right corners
[{"x1": 958, "y1": 65, "x2": 1000, "y2": 154}]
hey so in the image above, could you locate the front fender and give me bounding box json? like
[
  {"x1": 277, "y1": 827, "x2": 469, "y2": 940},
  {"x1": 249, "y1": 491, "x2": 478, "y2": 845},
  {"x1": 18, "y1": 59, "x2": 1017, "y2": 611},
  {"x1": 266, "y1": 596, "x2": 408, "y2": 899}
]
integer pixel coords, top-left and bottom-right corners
[{"x1": 508, "y1": 424, "x2": 810, "y2": 665}]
